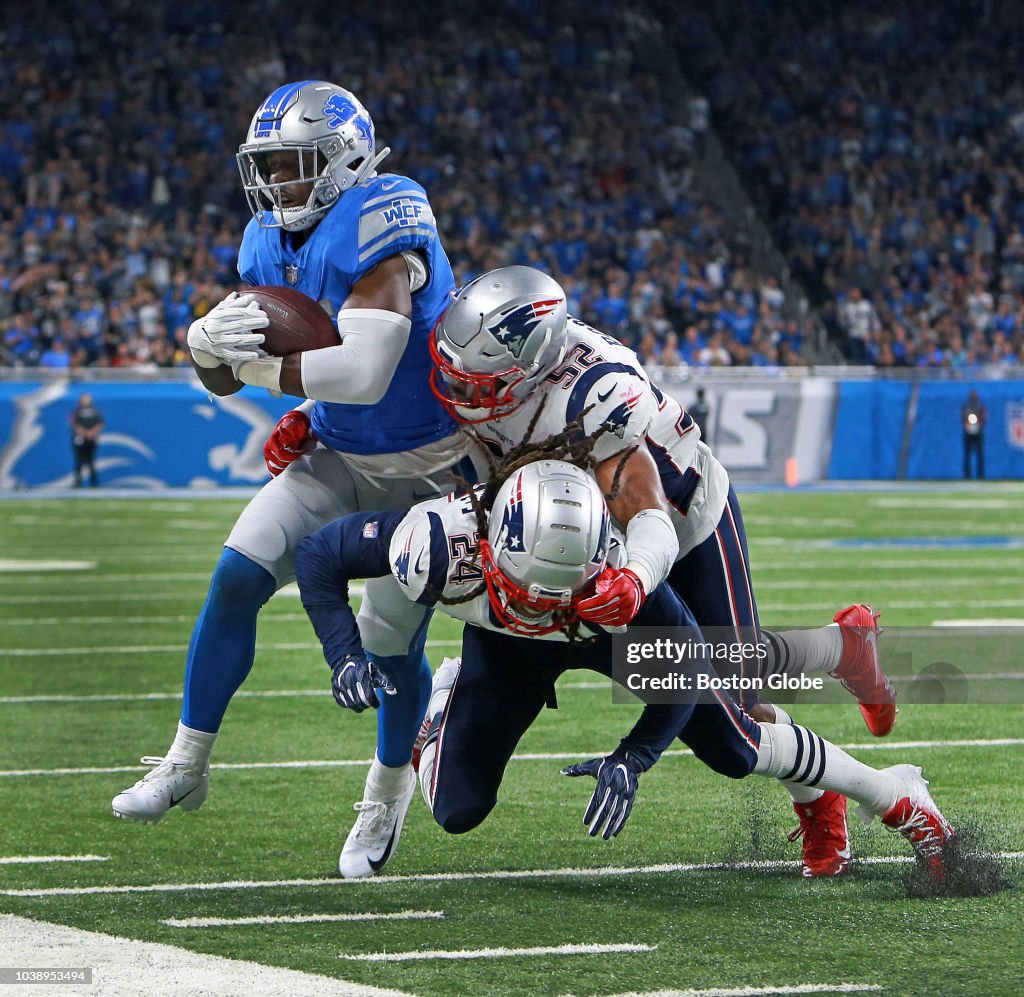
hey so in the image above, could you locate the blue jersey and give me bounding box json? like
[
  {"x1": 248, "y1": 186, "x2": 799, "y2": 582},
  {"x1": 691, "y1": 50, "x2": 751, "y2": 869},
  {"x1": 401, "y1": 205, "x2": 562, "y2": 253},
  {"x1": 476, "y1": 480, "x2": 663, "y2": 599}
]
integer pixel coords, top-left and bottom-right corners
[{"x1": 237, "y1": 173, "x2": 458, "y2": 455}]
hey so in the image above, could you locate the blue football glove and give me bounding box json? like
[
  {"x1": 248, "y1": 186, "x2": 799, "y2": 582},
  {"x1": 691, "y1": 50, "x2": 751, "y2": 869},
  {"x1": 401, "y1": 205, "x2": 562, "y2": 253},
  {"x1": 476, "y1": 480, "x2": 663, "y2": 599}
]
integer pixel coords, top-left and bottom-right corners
[
  {"x1": 330, "y1": 653, "x2": 396, "y2": 712},
  {"x1": 561, "y1": 748, "x2": 645, "y2": 840}
]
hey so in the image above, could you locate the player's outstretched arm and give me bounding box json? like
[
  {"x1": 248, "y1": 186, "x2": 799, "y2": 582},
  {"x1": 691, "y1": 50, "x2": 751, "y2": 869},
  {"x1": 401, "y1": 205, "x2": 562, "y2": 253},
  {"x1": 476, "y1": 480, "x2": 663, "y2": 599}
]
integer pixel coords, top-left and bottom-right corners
[
  {"x1": 295, "y1": 510, "x2": 405, "y2": 659},
  {"x1": 576, "y1": 445, "x2": 678, "y2": 627},
  {"x1": 561, "y1": 697, "x2": 692, "y2": 839}
]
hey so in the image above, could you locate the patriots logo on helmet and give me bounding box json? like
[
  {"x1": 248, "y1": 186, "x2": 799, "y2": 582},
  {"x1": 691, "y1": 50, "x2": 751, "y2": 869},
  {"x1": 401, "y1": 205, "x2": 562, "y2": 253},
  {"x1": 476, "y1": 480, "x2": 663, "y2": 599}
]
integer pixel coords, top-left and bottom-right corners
[
  {"x1": 488, "y1": 299, "x2": 562, "y2": 359},
  {"x1": 393, "y1": 533, "x2": 413, "y2": 585},
  {"x1": 602, "y1": 387, "x2": 644, "y2": 439},
  {"x1": 496, "y1": 471, "x2": 526, "y2": 553}
]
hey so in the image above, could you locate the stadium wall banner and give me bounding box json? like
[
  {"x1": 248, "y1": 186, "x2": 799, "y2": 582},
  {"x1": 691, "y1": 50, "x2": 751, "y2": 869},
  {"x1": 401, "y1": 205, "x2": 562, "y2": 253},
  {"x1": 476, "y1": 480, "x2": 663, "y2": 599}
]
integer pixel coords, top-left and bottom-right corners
[
  {"x1": 0, "y1": 378, "x2": 293, "y2": 490},
  {"x1": 1, "y1": 375, "x2": 1022, "y2": 489}
]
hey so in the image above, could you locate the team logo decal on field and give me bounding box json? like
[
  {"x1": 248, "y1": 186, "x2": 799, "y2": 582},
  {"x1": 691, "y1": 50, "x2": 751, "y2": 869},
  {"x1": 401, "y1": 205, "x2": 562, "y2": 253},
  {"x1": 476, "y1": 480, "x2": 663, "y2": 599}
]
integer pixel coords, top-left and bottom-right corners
[
  {"x1": 1007, "y1": 401, "x2": 1024, "y2": 450},
  {"x1": 487, "y1": 299, "x2": 562, "y2": 358},
  {"x1": 602, "y1": 387, "x2": 644, "y2": 439}
]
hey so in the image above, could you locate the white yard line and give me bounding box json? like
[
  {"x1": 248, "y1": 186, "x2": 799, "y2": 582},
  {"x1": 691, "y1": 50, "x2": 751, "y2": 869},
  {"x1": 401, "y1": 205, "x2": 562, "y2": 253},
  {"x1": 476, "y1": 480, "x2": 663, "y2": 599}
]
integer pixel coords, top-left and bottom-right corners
[
  {"x1": 339, "y1": 942, "x2": 656, "y2": 962},
  {"x1": 0, "y1": 637, "x2": 456, "y2": 657},
  {"x1": 0, "y1": 915, "x2": 414, "y2": 997},
  {"x1": 0, "y1": 854, "x2": 107, "y2": 865},
  {"x1": 0, "y1": 572, "x2": 214, "y2": 584},
  {"x1": 759, "y1": 599, "x2": 1024, "y2": 612},
  {"x1": 0, "y1": 613, "x2": 313, "y2": 627},
  {"x1": 6, "y1": 853, "x2": 1022, "y2": 898},
  {"x1": 0, "y1": 689, "x2": 326, "y2": 704},
  {"x1": 2, "y1": 739, "x2": 1022, "y2": 779},
  {"x1": 164, "y1": 909, "x2": 445, "y2": 928},
  {"x1": 590, "y1": 985, "x2": 884, "y2": 997},
  {"x1": 0, "y1": 559, "x2": 96, "y2": 571}
]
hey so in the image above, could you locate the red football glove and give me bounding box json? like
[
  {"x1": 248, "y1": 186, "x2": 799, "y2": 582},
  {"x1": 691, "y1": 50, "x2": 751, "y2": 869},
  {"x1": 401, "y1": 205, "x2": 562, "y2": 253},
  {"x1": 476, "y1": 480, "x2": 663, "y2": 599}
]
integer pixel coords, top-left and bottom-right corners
[
  {"x1": 263, "y1": 409, "x2": 316, "y2": 477},
  {"x1": 575, "y1": 567, "x2": 646, "y2": 627}
]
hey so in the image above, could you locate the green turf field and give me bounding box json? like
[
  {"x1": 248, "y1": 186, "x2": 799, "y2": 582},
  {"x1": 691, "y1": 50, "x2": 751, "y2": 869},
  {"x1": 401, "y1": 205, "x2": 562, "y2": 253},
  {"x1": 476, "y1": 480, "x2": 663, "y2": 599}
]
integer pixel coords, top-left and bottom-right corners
[{"x1": 1, "y1": 488, "x2": 1022, "y2": 996}]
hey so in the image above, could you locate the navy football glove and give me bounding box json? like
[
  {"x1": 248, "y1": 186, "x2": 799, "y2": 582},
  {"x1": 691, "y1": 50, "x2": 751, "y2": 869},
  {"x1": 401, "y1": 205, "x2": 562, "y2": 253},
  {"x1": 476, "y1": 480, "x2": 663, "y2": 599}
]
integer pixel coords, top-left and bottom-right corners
[
  {"x1": 330, "y1": 653, "x2": 396, "y2": 712},
  {"x1": 562, "y1": 748, "x2": 645, "y2": 840}
]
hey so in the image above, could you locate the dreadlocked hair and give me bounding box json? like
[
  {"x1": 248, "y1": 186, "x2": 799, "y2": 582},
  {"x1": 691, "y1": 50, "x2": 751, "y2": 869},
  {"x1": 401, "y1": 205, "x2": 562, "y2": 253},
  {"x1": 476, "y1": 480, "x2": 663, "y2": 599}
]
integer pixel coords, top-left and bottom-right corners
[{"x1": 426, "y1": 396, "x2": 637, "y2": 642}]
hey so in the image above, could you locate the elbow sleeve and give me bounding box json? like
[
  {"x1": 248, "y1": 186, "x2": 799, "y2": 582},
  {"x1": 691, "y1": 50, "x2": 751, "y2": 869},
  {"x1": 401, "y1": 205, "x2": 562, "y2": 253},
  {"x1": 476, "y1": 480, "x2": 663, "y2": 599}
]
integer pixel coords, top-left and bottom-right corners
[
  {"x1": 624, "y1": 508, "x2": 678, "y2": 594},
  {"x1": 299, "y1": 308, "x2": 412, "y2": 405}
]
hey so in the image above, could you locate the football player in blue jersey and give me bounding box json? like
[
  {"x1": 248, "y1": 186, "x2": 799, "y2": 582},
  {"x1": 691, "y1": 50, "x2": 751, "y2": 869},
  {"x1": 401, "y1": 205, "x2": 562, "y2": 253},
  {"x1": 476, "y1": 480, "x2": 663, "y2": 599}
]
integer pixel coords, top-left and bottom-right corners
[
  {"x1": 112, "y1": 81, "x2": 475, "y2": 879},
  {"x1": 292, "y1": 456, "x2": 955, "y2": 880}
]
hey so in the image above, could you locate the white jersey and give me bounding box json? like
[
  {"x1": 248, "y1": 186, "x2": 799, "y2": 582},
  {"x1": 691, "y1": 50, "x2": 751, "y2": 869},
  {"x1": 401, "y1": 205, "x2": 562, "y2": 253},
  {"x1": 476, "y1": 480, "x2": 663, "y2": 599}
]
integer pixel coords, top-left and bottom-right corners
[
  {"x1": 388, "y1": 486, "x2": 627, "y2": 640},
  {"x1": 468, "y1": 318, "x2": 730, "y2": 556}
]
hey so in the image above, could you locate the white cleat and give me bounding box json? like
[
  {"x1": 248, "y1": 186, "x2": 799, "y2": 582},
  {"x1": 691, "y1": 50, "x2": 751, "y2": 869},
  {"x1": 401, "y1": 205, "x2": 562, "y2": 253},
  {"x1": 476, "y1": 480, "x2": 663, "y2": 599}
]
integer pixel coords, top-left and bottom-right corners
[
  {"x1": 858, "y1": 763, "x2": 955, "y2": 880},
  {"x1": 111, "y1": 756, "x2": 209, "y2": 824},
  {"x1": 338, "y1": 766, "x2": 417, "y2": 879}
]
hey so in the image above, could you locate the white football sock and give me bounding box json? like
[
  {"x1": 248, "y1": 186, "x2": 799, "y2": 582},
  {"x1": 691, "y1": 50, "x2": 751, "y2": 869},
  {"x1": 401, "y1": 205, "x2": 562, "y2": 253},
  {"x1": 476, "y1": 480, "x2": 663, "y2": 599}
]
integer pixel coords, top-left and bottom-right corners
[
  {"x1": 167, "y1": 721, "x2": 216, "y2": 767},
  {"x1": 760, "y1": 705, "x2": 818, "y2": 801},
  {"x1": 365, "y1": 755, "x2": 412, "y2": 802},
  {"x1": 754, "y1": 723, "x2": 897, "y2": 816},
  {"x1": 786, "y1": 783, "x2": 825, "y2": 804},
  {"x1": 762, "y1": 626, "x2": 843, "y2": 676}
]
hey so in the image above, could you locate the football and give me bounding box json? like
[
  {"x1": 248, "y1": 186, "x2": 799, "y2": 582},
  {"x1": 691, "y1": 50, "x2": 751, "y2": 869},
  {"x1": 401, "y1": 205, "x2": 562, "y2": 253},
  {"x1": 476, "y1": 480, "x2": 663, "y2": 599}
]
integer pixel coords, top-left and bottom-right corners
[{"x1": 247, "y1": 285, "x2": 340, "y2": 356}]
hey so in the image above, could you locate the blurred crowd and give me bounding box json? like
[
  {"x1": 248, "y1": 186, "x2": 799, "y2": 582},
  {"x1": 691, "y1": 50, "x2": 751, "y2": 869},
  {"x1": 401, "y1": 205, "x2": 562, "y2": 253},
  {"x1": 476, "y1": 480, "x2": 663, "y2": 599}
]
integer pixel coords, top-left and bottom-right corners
[
  {"x1": 0, "y1": 0, "x2": 805, "y2": 372},
  {"x1": 659, "y1": 0, "x2": 1024, "y2": 369}
]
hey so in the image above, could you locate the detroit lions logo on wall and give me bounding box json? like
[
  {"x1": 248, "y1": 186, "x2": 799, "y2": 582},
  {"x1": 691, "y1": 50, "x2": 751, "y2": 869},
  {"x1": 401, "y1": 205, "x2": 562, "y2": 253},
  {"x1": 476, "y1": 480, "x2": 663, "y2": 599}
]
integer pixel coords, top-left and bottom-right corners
[{"x1": 488, "y1": 299, "x2": 562, "y2": 358}]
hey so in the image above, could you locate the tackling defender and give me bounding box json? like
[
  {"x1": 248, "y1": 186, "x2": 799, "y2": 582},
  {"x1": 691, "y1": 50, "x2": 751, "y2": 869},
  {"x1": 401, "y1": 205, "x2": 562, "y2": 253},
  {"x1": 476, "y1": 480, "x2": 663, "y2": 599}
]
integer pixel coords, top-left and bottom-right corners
[
  {"x1": 293, "y1": 457, "x2": 955, "y2": 879},
  {"x1": 424, "y1": 265, "x2": 898, "y2": 877},
  {"x1": 112, "y1": 81, "x2": 474, "y2": 878}
]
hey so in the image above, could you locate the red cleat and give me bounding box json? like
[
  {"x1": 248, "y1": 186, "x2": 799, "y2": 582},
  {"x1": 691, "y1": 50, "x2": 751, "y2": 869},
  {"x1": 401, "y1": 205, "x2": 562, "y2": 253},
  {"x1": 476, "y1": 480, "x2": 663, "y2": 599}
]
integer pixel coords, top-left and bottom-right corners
[
  {"x1": 876, "y1": 765, "x2": 955, "y2": 881},
  {"x1": 831, "y1": 604, "x2": 898, "y2": 737},
  {"x1": 788, "y1": 790, "x2": 851, "y2": 878}
]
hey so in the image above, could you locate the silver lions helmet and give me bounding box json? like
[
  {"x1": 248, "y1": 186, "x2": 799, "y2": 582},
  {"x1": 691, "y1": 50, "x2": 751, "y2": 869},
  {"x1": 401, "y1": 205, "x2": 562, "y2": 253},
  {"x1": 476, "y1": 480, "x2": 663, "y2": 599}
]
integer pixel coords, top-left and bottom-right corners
[
  {"x1": 429, "y1": 266, "x2": 569, "y2": 423},
  {"x1": 236, "y1": 80, "x2": 390, "y2": 231},
  {"x1": 480, "y1": 460, "x2": 609, "y2": 636}
]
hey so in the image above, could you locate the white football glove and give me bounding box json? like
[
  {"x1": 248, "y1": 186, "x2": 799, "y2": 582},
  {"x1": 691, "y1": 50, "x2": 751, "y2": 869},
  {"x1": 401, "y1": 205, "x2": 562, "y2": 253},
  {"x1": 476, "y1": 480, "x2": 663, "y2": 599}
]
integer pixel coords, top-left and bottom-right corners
[{"x1": 187, "y1": 292, "x2": 270, "y2": 369}]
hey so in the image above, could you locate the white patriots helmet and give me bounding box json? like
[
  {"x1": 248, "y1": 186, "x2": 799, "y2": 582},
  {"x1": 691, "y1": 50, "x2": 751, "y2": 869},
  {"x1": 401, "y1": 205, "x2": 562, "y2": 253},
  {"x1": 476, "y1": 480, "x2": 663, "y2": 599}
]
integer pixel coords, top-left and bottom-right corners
[
  {"x1": 429, "y1": 266, "x2": 569, "y2": 423},
  {"x1": 236, "y1": 80, "x2": 390, "y2": 231},
  {"x1": 481, "y1": 460, "x2": 609, "y2": 636}
]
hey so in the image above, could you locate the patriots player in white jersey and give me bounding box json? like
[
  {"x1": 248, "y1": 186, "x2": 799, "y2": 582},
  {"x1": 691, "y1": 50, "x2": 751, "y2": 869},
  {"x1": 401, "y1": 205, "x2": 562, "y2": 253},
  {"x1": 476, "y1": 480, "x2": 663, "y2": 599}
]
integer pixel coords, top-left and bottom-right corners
[
  {"x1": 427, "y1": 266, "x2": 900, "y2": 877},
  {"x1": 112, "y1": 81, "x2": 475, "y2": 878},
  {"x1": 293, "y1": 458, "x2": 955, "y2": 879}
]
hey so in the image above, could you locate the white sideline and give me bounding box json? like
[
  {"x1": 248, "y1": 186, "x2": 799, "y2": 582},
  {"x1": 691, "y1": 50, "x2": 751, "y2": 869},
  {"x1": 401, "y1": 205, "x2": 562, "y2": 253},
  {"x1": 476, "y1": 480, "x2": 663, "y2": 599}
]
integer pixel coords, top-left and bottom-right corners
[
  {"x1": 0, "y1": 854, "x2": 107, "y2": 865},
  {"x1": 5, "y1": 853, "x2": 1021, "y2": 898},
  {"x1": 0, "y1": 915, "x2": 415, "y2": 997},
  {"x1": 164, "y1": 909, "x2": 445, "y2": 928},
  {"x1": 2, "y1": 738, "x2": 1022, "y2": 779},
  {"x1": 587, "y1": 985, "x2": 884, "y2": 997},
  {"x1": 340, "y1": 942, "x2": 656, "y2": 962}
]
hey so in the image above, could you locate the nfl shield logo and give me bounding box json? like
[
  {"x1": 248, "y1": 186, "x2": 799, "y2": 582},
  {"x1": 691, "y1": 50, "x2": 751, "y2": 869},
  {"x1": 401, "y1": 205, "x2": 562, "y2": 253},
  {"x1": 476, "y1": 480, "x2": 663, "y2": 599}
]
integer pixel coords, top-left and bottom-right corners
[
  {"x1": 362, "y1": 521, "x2": 379, "y2": 539},
  {"x1": 284, "y1": 264, "x2": 300, "y2": 285},
  {"x1": 1008, "y1": 402, "x2": 1024, "y2": 450}
]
